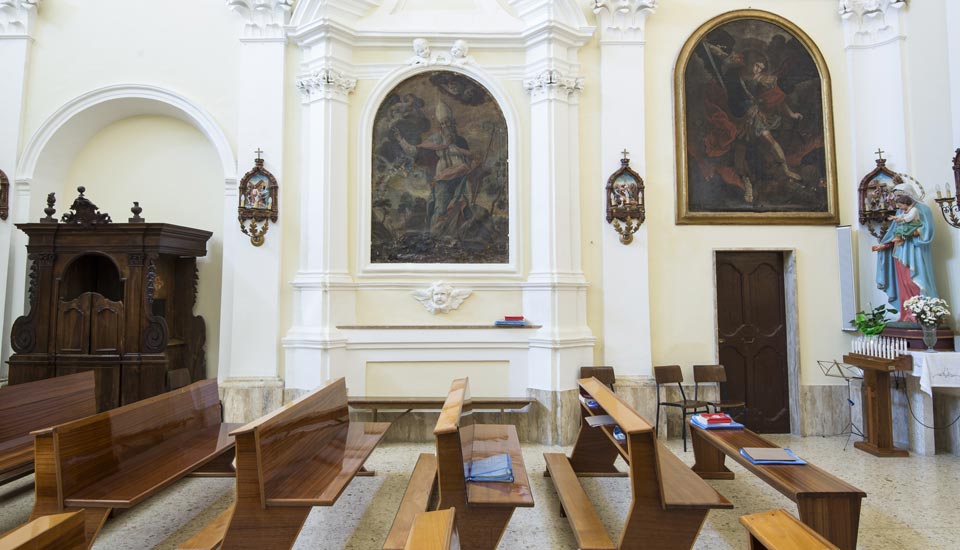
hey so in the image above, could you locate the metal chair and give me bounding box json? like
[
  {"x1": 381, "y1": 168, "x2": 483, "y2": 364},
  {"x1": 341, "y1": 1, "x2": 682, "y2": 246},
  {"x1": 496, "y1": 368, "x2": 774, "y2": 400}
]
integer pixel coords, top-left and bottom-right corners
[
  {"x1": 654, "y1": 365, "x2": 708, "y2": 451},
  {"x1": 693, "y1": 364, "x2": 746, "y2": 415}
]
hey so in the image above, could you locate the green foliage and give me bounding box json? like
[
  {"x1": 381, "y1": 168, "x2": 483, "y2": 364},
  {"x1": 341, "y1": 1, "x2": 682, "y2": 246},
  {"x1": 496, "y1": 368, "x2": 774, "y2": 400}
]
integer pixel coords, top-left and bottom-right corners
[{"x1": 850, "y1": 303, "x2": 898, "y2": 335}]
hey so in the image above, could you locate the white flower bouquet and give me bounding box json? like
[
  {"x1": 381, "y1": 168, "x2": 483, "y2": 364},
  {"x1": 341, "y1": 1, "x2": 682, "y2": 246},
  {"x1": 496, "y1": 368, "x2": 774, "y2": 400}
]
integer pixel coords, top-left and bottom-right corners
[{"x1": 902, "y1": 295, "x2": 951, "y2": 327}]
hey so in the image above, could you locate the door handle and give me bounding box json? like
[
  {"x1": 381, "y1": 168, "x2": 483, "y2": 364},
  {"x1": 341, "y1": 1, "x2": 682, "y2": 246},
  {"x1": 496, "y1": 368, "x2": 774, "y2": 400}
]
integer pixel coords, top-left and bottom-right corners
[{"x1": 718, "y1": 338, "x2": 725, "y2": 343}]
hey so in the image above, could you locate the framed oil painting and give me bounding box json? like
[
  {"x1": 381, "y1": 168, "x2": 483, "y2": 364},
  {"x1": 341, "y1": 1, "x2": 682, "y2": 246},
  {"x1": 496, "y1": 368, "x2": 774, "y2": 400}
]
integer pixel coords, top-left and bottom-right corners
[
  {"x1": 675, "y1": 10, "x2": 838, "y2": 225},
  {"x1": 371, "y1": 70, "x2": 509, "y2": 263}
]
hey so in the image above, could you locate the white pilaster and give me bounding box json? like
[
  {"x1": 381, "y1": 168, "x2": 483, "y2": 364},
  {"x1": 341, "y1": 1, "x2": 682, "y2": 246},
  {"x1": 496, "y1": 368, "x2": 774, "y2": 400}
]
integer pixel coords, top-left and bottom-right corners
[
  {"x1": 840, "y1": 0, "x2": 911, "y2": 310},
  {"x1": 523, "y1": 64, "x2": 595, "y2": 392},
  {"x1": 219, "y1": 1, "x2": 288, "y2": 397},
  {"x1": 593, "y1": 0, "x2": 655, "y2": 378},
  {"x1": 282, "y1": 67, "x2": 357, "y2": 391},
  {"x1": 0, "y1": 0, "x2": 41, "y2": 379}
]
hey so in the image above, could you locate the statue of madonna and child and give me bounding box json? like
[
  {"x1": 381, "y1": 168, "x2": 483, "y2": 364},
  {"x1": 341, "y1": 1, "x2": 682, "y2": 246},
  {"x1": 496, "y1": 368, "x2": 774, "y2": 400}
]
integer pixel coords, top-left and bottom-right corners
[{"x1": 870, "y1": 181, "x2": 945, "y2": 337}]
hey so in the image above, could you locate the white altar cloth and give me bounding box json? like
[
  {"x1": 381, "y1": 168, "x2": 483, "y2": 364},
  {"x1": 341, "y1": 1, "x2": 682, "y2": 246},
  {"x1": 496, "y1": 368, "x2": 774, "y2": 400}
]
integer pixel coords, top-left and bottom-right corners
[{"x1": 907, "y1": 350, "x2": 960, "y2": 395}]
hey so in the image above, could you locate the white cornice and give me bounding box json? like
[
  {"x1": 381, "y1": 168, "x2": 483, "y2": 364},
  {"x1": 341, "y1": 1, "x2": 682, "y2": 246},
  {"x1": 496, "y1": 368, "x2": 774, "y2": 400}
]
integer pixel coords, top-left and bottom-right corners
[
  {"x1": 0, "y1": 0, "x2": 41, "y2": 37},
  {"x1": 296, "y1": 68, "x2": 357, "y2": 102},
  {"x1": 227, "y1": 0, "x2": 293, "y2": 39},
  {"x1": 839, "y1": 0, "x2": 907, "y2": 45},
  {"x1": 591, "y1": 0, "x2": 658, "y2": 44}
]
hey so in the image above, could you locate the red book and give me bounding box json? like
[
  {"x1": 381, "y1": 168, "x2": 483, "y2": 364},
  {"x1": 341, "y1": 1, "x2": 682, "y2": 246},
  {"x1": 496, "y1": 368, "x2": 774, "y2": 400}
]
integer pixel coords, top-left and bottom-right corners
[
  {"x1": 504, "y1": 316, "x2": 525, "y2": 321},
  {"x1": 698, "y1": 413, "x2": 733, "y2": 425}
]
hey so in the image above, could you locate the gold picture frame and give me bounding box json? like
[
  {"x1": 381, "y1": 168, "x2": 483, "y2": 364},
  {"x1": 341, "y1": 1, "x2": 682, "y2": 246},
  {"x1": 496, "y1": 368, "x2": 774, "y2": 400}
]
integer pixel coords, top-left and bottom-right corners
[{"x1": 674, "y1": 10, "x2": 838, "y2": 225}]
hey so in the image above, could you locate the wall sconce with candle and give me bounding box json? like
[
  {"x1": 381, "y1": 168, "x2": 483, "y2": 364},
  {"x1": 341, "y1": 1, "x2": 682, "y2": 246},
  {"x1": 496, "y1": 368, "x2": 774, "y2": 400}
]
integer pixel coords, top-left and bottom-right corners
[{"x1": 933, "y1": 149, "x2": 960, "y2": 229}]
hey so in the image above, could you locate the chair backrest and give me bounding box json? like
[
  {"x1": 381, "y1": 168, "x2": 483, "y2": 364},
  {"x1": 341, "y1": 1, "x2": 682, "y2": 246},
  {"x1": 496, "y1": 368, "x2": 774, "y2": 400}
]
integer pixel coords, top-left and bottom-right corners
[
  {"x1": 0, "y1": 371, "x2": 96, "y2": 443},
  {"x1": 653, "y1": 365, "x2": 683, "y2": 385},
  {"x1": 579, "y1": 366, "x2": 615, "y2": 389},
  {"x1": 693, "y1": 364, "x2": 726, "y2": 383},
  {"x1": 34, "y1": 379, "x2": 221, "y2": 496},
  {"x1": 434, "y1": 378, "x2": 470, "y2": 510}
]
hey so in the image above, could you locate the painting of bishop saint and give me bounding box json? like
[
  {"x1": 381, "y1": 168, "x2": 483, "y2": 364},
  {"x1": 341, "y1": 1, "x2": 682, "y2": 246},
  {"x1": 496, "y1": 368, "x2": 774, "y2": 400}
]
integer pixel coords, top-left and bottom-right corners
[{"x1": 371, "y1": 71, "x2": 509, "y2": 264}]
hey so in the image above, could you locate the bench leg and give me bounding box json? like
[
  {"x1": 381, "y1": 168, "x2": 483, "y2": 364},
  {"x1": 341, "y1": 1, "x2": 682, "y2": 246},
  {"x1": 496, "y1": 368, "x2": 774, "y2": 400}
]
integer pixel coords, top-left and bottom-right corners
[
  {"x1": 220, "y1": 505, "x2": 311, "y2": 550},
  {"x1": 566, "y1": 423, "x2": 624, "y2": 476},
  {"x1": 796, "y1": 495, "x2": 862, "y2": 550},
  {"x1": 748, "y1": 533, "x2": 766, "y2": 550},
  {"x1": 690, "y1": 426, "x2": 735, "y2": 480},
  {"x1": 59, "y1": 507, "x2": 110, "y2": 550},
  {"x1": 453, "y1": 507, "x2": 513, "y2": 550},
  {"x1": 621, "y1": 507, "x2": 708, "y2": 550},
  {"x1": 190, "y1": 448, "x2": 237, "y2": 477}
]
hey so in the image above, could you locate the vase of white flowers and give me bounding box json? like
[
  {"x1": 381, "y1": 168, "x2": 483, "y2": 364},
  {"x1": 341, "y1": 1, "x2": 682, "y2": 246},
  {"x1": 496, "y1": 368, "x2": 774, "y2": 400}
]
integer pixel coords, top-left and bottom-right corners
[{"x1": 902, "y1": 295, "x2": 951, "y2": 352}]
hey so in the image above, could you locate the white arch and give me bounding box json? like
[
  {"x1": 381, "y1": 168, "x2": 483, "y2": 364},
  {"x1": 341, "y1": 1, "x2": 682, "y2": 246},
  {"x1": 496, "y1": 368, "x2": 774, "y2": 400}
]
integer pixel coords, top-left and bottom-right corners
[
  {"x1": 17, "y1": 84, "x2": 236, "y2": 183},
  {"x1": 356, "y1": 63, "x2": 523, "y2": 275}
]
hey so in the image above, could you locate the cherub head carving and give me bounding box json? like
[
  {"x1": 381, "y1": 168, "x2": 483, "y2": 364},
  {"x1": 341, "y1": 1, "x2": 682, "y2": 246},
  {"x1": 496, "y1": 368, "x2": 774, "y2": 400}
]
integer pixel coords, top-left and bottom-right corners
[{"x1": 413, "y1": 281, "x2": 471, "y2": 314}]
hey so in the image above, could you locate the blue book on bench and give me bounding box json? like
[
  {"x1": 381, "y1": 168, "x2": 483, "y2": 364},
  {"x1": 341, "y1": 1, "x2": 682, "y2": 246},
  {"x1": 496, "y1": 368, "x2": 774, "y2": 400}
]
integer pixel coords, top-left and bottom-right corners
[
  {"x1": 466, "y1": 453, "x2": 514, "y2": 482},
  {"x1": 738, "y1": 447, "x2": 807, "y2": 465},
  {"x1": 691, "y1": 414, "x2": 745, "y2": 430}
]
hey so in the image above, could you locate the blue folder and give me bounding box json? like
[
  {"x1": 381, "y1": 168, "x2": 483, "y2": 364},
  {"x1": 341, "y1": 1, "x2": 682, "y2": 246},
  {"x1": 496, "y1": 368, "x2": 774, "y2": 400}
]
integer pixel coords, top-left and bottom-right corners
[
  {"x1": 738, "y1": 447, "x2": 807, "y2": 465},
  {"x1": 466, "y1": 453, "x2": 514, "y2": 482}
]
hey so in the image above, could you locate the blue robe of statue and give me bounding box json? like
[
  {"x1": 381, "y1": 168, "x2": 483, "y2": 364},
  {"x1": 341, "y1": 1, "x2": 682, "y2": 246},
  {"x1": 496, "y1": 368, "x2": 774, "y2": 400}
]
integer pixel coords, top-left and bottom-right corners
[{"x1": 876, "y1": 201, "x2": 938, "y2": 314}]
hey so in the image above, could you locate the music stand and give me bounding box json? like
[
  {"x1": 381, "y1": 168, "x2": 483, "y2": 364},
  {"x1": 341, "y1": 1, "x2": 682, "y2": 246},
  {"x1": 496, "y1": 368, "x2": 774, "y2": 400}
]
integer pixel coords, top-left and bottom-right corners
[{"x1": 817, "y1": 359, "x2": 864, "y2": 450}]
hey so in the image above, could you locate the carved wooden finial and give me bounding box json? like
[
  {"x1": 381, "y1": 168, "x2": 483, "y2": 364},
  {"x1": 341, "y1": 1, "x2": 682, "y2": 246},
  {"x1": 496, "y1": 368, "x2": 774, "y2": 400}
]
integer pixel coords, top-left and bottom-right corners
[
  {"x1": 61, "y1": 187, "x2": 112, "y2": 226},
  {"x1": 41, "y1": 192, "x2": 57, "y2": 223},
  {"x1": 129, "y1": 201, "x2": 144, "y2": 223}
]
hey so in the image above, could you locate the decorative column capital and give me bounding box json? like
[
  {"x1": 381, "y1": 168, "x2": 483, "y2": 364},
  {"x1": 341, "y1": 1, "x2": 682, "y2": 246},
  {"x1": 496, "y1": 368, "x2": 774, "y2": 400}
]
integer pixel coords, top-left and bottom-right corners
[
  {"x1": 523, "y1": 69, "x2": 584, "y2": 103},
  {"x1": 838, "y1": 0, "x2": 907, "y2": 45},
  {"x1": 591, "y1": 0, "x2": 658, "y2": 43},
  {"x1": 227, "y1": 0, "x2": 293, "y2": 40},
  {"x1": 0, "y1": 0, "x2": 42, "y2": 37},
  {"x1": 296, "y1": 69, "x2": 357, "y2": 103}
]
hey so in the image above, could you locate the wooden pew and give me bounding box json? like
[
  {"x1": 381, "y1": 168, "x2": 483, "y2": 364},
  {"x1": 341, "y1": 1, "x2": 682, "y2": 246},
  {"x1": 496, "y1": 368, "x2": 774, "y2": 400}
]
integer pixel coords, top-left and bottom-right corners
[
  {"x1": 349, "y1": 396, "x2": 532, "y2": 423},
  {"x1": 0, "y1": 372, "x2": 96, "y2": 486},
  {"x1": 384, "y1": 378, "x2": 534, "y2": 550},
  {"x1": 30, "y1": 379, "x2": 237, "y2": 547},
  {"x1": 544, "y1": 376, "x2": 732, "y2": 550},
  {"x1": 0, "y1": 511, "x2": 85, "y2": 550},
  {"x1": 405, "y1": 508, "x2": 460, "y2": 550},
  {"x1": 691, "y1": 423, "x2": 866, "y2": 550},
  {"x1": 739, "y1": 509, "x2": 839, "y2": 550},
  {"x1": 178, "y1": 377, "x2": 390, "y2": 550}
]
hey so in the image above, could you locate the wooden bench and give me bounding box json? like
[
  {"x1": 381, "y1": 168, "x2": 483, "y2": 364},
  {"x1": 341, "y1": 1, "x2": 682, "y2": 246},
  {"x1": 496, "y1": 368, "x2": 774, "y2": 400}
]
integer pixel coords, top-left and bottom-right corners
[
  {"x1": 405, "y1": 508, "x2": 460, "y2": 550},
  {"x1": 30, "y1": 379, "x2": 237, "y2": 547},
  {"x1": 739, "y1": 509, "x2": 839, "y2": 550},
  {"x1": 349, "y1": 396, "x2": 532, "y2": 423},
  {"x1": 544, "y1": 376, "x2": 732, "y2": 550},
  {"x1": 0, "y1": 372, "x2": 96, "y2": 486},
  {"x1": 384, "y1": 377, "x2": 534, "y2": 550},
  {"x1": 690, "y1": 422, "x2": 866, "y2": 550},
  {"x1": 0, "y1": 510, "x2": 85, "y2": 550},
  {"x1": 178, "y1": 377, "x2": 390, "y2": 550}
]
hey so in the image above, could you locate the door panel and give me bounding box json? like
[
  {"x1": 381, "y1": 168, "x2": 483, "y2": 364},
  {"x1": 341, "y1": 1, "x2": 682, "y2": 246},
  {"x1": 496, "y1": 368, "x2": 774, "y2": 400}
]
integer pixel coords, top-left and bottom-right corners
[
  {"x1": 56, "y1": 294, "x2": 92, "y2": 354},
  {"x1": 90, "y1": 294, "x2": 124, "y2": 354},
  {"x1": 716, "y1": 252, "x2": 790, "y2": 433}
]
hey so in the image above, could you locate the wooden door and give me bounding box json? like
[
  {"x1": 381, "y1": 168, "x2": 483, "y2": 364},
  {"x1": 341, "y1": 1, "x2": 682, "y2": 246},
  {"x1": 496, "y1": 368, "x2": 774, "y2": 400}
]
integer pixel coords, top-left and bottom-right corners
[
  {"x1": 56, "y1": 294, "x2": 92, "y2": 354},
  {"x1": 715, "y1": 252, "x2": 790, "y2": 433},
  {"x1": 90, "y1": 294, "x2": 124, "y2": 354}
]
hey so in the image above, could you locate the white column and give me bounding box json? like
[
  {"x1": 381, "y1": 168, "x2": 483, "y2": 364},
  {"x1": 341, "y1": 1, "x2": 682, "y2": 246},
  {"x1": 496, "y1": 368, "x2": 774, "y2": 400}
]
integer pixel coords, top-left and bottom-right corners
[
  {"x1": 594, "y1": 0, "x2": 656, "y2": 378},
  {"x1": 282, "y1": 68, "x2": 357, "y2": 392},
  {"x1": 948, "y1": 1, "x2": 960, "y2": 145},
  {"x1": 219, "y1": 0, "x2": 290, "y2": 416},
  {"x1": 0, "y1": 1, "x2": 41, "y2": 379},
  {"x1": 522, "y1": 66, "x2": 595, "y2": 393},
  {"x1": 839, "y1": 0, "x2": 911, "y2": 309}
]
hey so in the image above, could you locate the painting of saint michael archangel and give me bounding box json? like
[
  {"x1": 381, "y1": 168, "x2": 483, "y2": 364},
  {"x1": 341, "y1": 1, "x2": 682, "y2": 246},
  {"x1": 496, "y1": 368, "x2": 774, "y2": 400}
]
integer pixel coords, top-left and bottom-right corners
[
  {"x1": 675, "y1": 10, "x2": 838, "y2": 224},
  {"x1": 371, "y1": 70, "x2": 509, "y2": 263}
]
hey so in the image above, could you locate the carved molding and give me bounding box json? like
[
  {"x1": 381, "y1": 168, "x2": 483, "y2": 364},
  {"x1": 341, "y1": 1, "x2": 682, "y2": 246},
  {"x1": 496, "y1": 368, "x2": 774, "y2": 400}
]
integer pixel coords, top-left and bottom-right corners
[
  {"x1": 412, "y1": 282, "x2": 472, "y2": 314},
  {"x1": 296, "y1": 69, "x2": 357, "y2": 101},
  {"x1": 0, "y1": 0, "x2": 41, "y2": 36},
  {"x1": 838, "y1": 0, "x2": 906, "y2": 38},
  {"x1": 227, "y1": 0, "x2": 293, "y2": 39},
  {"x1": 591, "y1": 0, "x2": 658, "y2": 43},
  {"x1": 523, "y1": 69, "x2": 584, "y2": 102},
  {"x1": 406, "y1": 38, "x2": 475, "y2": 67}
]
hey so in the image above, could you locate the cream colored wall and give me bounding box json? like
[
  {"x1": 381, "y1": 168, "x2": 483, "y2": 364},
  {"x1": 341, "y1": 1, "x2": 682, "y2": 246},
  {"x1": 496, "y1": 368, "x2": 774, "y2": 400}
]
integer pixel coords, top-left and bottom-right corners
[
  {"x1": 64, "y1": 116, "x2": 224, "y2": 376},
  {"x1": 638, "y1": 0, "x2": 854, "y2": 386}
]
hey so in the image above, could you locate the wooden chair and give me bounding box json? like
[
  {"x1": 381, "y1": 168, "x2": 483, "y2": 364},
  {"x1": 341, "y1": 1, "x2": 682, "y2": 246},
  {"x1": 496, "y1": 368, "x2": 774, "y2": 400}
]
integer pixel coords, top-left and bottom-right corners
[
  {"x1": 579, "y1": 366, "x2": 615, "y2": 389},
  {"x1": 0, "y1": 372, "x2": 96, "y2": 486},
  {"x1": 404, "y1": 508, "x2": 460, "y2": 550},
  {"x1": 178, "y1": 377, "x2": 390, "y2": 550},
  {"x1": 691, "y1": 423, "x2": 865, "y2": 550},
  {"x1": 654, "y1": 365, "x2": 708, "y2": 451},
  {"x1": 544, "y1": 375, "x2": 732, "y2": 550},
  {"x1": 693, "y1": 364, "x2": 745, "y2": 414},
  {"x1": 30, "y1": 380, "x2": 237, "y2": 547},
  {"x1": 383, "y1": 378, "x2": 534, "y2": 550},
  {"x1": 0, "y1": 510, "x2": 85, "y2": 550},
  {"x1": 739, "y1": 509, "x2": 839, "y2": 550}
]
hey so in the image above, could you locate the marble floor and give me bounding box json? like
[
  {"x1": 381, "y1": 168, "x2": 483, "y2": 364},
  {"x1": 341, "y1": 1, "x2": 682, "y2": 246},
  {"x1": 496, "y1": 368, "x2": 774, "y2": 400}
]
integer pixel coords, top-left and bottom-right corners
[{"x1": 1, "y1": 435, "x2": 958, "y2": 549}]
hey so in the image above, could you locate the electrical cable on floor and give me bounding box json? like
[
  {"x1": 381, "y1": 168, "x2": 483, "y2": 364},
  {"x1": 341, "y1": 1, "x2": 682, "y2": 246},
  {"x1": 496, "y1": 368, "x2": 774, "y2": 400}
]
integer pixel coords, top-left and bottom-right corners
[{"x1": 895, "y1": 371, "x2": 960, "y2": 430}]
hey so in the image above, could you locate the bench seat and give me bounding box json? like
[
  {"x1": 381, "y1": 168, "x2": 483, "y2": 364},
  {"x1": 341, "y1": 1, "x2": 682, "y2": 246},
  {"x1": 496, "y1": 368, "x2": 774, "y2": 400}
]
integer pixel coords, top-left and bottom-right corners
[
  {"x1": 65, "y1": 423, "x2": 238, "y2": 508},
  {"x1": 405, "y1": 508, "x2": 459, "y2": 550},
  {"x1": 383, "y1": 453, "x2": 438, "y2": 550},
  {"x1": 543, "y1": 453, "x2": 615, "y2": 550},
  {"x1": 0, "y1": 511, "x2": 85, "y2": 550},
  {"x1": 465, "y1": 424, "x2": 533, "y2": 508},
  {"x1": 0, "y1": 436, "x2": 33, "y2": 484},
  {"x1": 740, "y1": 509, "x2": 839, "y2": 550},
  {"x1": 656, "y1": 441, "x2": 732, "y2": 510}
]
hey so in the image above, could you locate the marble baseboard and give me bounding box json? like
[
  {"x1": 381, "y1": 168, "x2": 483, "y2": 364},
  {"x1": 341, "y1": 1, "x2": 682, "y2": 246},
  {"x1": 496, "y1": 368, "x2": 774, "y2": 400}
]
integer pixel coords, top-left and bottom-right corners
[
  {"x1": 799, "y1": 385, "x2": 851, "y2": 437},
  {"x1": 933, "y1": 388, "x2": 960, "y2": 456},
  {"x1": 219, "y1": 377, "x2": 284, "y2": 423}
]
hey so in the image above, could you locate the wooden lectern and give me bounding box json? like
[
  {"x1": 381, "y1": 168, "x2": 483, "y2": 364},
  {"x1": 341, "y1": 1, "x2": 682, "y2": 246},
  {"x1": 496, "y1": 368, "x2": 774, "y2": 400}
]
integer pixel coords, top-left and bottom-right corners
[{"x1": 842, "y1": 353, "x2": 913, "y2": 457}]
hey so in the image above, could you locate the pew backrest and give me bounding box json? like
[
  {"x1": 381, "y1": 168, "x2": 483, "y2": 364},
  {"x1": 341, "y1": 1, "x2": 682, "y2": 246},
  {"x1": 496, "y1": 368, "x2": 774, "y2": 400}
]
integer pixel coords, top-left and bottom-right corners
[{"x1": 0, "y1": 372, "x2": 96, "y2": 443}]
